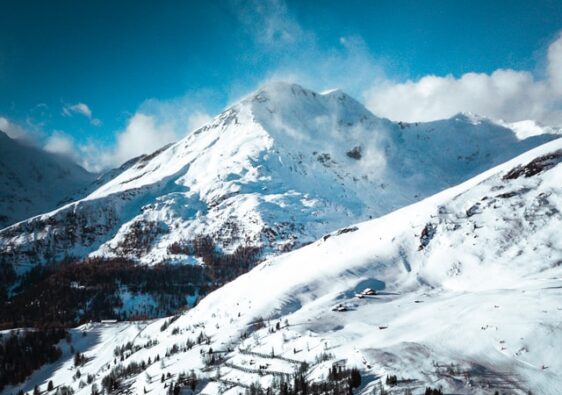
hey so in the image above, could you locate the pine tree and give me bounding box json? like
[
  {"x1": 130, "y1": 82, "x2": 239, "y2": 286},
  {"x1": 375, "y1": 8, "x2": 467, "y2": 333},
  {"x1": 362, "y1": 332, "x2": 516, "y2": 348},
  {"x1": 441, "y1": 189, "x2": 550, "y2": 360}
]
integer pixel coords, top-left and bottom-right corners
[
  {"x1": 349, "y1": 368, "x2": 361, "y2": 388},
  {"x1": 74, "y1": 352, "x2": 83, "y2": 366},
  {"x1": 190, "y1": 370, "x2": 198, "y2": 391}
]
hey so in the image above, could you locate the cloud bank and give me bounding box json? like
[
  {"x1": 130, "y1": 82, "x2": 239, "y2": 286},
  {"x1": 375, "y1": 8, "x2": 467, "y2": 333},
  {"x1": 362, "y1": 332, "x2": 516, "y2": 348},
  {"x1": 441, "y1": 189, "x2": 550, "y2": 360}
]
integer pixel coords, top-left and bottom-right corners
[{"x1": 365, "y1": 33, "x2": 562, "y2": 124}]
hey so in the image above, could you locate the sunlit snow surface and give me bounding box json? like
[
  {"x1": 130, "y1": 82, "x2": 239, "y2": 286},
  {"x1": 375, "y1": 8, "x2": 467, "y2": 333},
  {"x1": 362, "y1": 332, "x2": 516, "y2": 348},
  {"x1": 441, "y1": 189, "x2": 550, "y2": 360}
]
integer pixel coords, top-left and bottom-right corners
[{"x1": 7, "y1": 138, "x2": 562, "y2": 395}]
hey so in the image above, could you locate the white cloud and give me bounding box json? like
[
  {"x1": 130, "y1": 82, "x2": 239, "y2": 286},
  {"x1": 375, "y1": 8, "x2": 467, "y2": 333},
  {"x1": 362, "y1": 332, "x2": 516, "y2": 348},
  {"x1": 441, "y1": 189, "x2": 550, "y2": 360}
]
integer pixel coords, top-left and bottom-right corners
[
  {"x1": 63, "y1": 102, "x2": 92, "y2": 118},
  {"x1": 90, "y1": 118, "x2": 102, "y2": 127},
  {"x1": 0, "y1": 61, "x2": 211, "y2": 172},
  {"x1": 44, "y1": 131, "x2": 76, "y2": 157},
  {"x1": 12, "y1": 112, "x2": 185, "y2": 173},
  {"x1": 548, "y1": 32, "x2": 562, "y2": 95},
  {"x1": 233, "y1": 1, "x2": 562, "y2": 126},
  {"x1": 0, "y1": 116, "x2": 100, "y2": 171},
  {"x1": 106, "y1": 113, "x2": 178, "y2": 166},
  {"x1": 63, "y1": 102, "x2": 102, "y2": 126},
  {"x1": 0, "y1": 116, "x2": 87, "y2": 167},
  {"x1": 97, "y1": 103, "x2": 214, "y2": 169},
  {"x1": 0, "y1": 116, "x2": 29, "y2": 140},
  {"x1": 365, "y1": 33, "x2": 562, "y2": 124},
  {"x1": 0, "y1": 94, "x2": 216, "y2": 173}
]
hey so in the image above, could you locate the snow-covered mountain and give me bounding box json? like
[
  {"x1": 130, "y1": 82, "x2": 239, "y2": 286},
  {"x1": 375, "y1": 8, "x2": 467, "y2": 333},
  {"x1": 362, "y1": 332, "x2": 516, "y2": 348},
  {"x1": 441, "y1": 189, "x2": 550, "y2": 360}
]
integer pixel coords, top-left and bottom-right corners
[
  {"x1": 0, "y1": 82, "x2": 558, "y2": 269},
  {"x1": 0, "y1": 131, "x2": 96, "y2": 229},
  {"x1": 8, "y1": 137, "x2": 561, "y2": 395}
]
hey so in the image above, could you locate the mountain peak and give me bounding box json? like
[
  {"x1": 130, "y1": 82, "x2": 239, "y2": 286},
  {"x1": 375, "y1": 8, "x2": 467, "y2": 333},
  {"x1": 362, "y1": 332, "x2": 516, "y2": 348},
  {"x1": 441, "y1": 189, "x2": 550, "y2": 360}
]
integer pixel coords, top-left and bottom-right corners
[
  {"x1": 235, "y1": 82, "x2": 377, "y2": 139},
  {"x1": 253, "y1": 80, "x2": 308, "y2": 95},
  {"x1": 450, "y1": 111, "x2": 489, "y2": 124},
  {"x1": 243, "y1": 81, "x2": 365, "y2": 113},
  {"x1": 246, "y1": 82, "x2": 318, "y2": 106}
]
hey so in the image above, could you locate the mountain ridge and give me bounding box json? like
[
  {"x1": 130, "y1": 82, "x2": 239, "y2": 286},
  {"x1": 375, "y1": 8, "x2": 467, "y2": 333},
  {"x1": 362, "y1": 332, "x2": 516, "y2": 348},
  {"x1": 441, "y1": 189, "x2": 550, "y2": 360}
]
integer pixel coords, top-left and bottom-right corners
[
  {"x1": 1, "y1": 82, "x2": 559, "y2": 270},
  {"x1": 0, "y1": 130, "x2": 97, "y2": 229}
]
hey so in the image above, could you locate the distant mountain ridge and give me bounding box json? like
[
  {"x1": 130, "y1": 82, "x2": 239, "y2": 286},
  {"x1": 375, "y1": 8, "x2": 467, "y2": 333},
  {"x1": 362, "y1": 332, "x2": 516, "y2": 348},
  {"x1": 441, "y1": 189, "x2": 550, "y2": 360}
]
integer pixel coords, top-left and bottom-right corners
[
  {"x1": 0, "y1": 131, "x2": 96, "y2": 229},
  {"x1": 0, "y1": 82, "x2": 559, "y2": 270}
]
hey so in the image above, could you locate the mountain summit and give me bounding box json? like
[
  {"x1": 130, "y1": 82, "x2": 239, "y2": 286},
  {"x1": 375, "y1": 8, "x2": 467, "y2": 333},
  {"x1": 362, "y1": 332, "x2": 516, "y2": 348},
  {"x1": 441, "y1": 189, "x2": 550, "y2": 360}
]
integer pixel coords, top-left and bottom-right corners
[{"x1": 0, "y1": 82, "x2": 558, "y2": 268}]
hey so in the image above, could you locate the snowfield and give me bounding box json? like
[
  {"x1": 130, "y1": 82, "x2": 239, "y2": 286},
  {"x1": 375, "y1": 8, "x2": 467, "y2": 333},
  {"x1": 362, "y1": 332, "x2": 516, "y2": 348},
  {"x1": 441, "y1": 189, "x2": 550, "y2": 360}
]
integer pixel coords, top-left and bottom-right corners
[
  {"x1": 6, "y1": 137, "x2": 562, "y2": 395},
  {"x1": 0, "y1": 83, "x2": 558, "y2": 271}
]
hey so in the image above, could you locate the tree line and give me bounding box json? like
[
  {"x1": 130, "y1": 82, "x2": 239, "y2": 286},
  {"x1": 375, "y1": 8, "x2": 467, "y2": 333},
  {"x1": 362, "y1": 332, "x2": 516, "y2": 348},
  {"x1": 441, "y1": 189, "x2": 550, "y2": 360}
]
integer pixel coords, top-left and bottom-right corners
[
  {"x1": 0, "y1": 257, "x2": 204, "y2": 329},
  {"x1": 0, "y1": 328, "x2": 66, "y2": 391}
]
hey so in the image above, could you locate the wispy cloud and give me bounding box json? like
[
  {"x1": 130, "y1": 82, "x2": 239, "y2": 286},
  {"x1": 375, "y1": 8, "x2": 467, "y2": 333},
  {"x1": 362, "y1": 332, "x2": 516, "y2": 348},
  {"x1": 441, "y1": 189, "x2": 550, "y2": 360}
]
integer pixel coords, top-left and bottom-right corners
[
  {"x1": 63, "y1": 102, "x2": 91, "y2": 118},
  {"x1": 62, "y1": 102, "x2": 102, "y2": 126},
  {"x1": 227, "y1": 0, "x2": 386, "y2": 103}
]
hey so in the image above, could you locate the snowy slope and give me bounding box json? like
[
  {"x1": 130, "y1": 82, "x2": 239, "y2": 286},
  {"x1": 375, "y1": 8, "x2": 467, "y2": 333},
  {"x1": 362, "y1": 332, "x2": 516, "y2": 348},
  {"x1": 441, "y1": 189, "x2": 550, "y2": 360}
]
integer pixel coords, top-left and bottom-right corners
[
  {"x1": 500, "y1": 119, "x2": 562, "y2": 140},
  {"x1": 0, "y1": 131, "x2": 96, "y2": 229},
  {"x1": 9, "y1": 138, "x2": 562, "y2": 395},
  {"x1": 0, "y1": 83, "x2": 557, "y2": 269}
]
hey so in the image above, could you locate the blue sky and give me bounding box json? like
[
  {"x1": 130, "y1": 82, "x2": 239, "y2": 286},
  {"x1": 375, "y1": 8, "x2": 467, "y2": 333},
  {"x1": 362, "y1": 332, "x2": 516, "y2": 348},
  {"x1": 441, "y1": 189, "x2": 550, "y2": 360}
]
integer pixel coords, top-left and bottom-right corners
[{"x1": 1, "y1": 0, "x2": 562, "y2": 171}]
